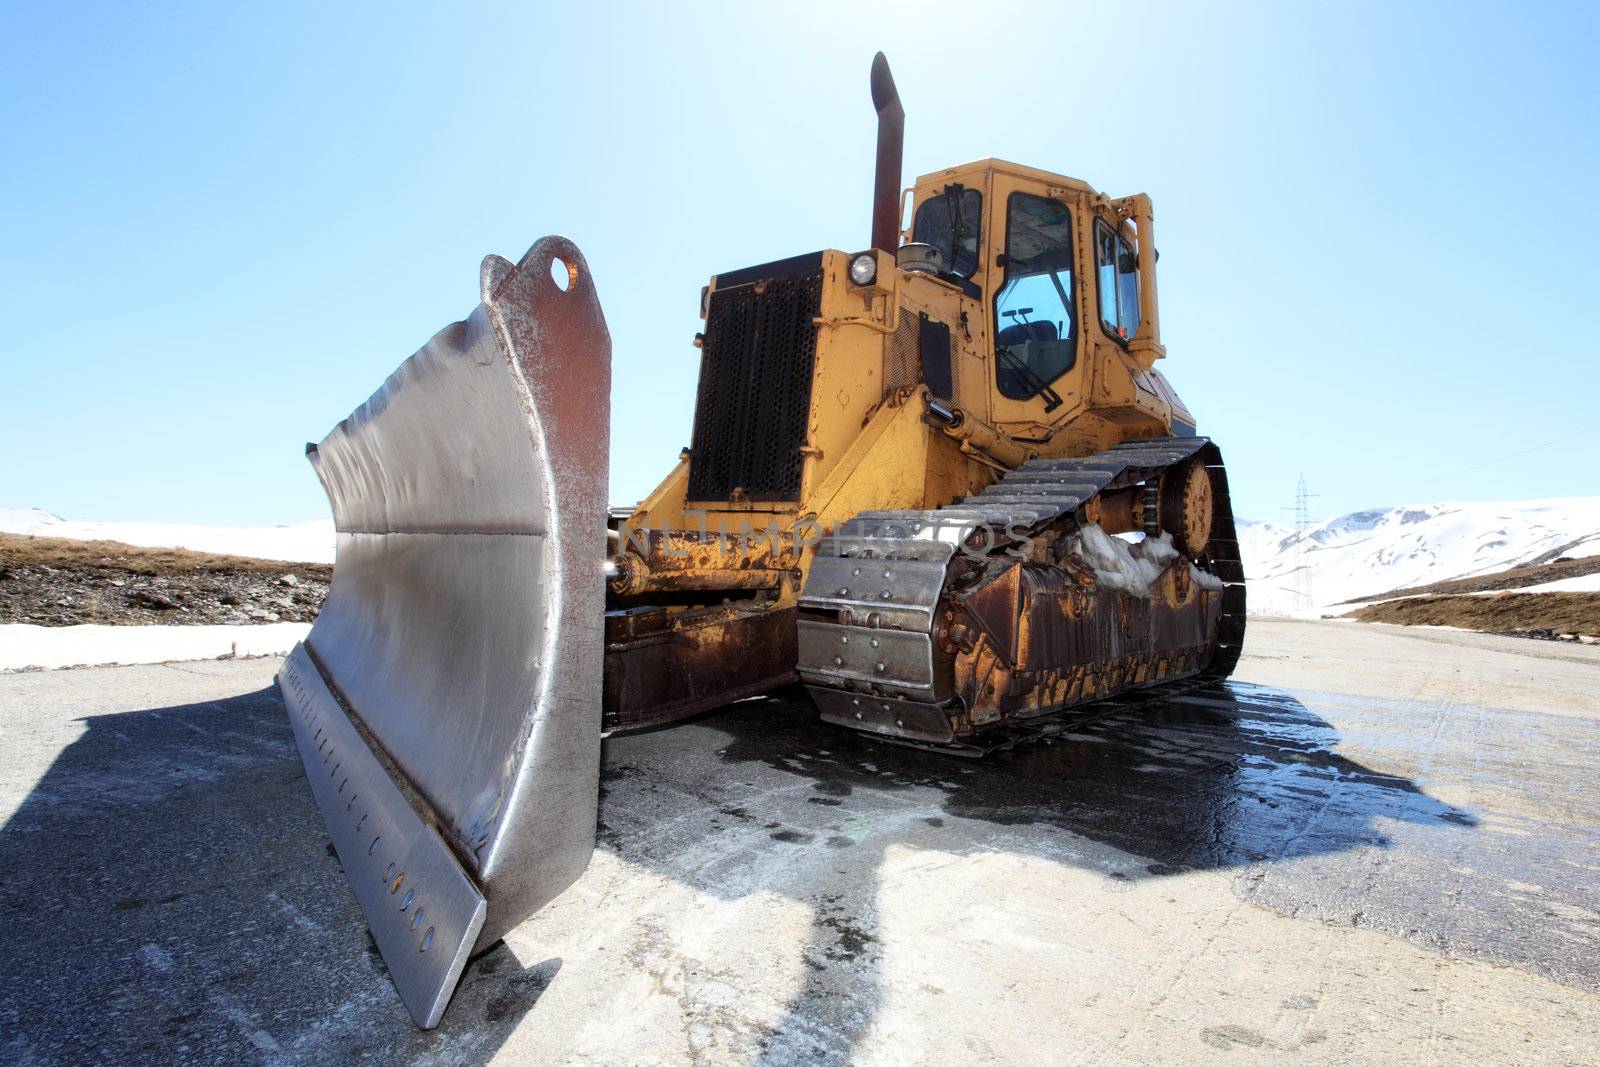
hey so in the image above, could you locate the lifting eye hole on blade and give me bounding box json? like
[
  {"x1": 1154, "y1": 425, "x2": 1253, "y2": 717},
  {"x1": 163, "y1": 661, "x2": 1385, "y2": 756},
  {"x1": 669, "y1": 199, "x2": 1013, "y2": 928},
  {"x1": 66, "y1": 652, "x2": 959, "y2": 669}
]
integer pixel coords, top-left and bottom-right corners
[{"x1": 549, "y1": 256, "x2": 577, "y2": 292}]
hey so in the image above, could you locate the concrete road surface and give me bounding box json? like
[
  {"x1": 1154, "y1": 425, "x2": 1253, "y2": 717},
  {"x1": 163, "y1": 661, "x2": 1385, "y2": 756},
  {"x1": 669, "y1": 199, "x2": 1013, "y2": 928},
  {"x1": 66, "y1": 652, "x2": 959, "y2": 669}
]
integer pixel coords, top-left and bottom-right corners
[{"x1": 1, "y1": 620, "x2": 1597, "y2": 1065}]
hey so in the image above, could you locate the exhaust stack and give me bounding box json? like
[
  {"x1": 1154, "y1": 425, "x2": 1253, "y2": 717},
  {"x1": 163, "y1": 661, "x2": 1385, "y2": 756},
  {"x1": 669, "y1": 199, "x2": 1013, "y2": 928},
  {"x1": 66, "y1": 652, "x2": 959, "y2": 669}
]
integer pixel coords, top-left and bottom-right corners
[{"x1": 870, "y1": 52, "x2": 904, "y2": 253}]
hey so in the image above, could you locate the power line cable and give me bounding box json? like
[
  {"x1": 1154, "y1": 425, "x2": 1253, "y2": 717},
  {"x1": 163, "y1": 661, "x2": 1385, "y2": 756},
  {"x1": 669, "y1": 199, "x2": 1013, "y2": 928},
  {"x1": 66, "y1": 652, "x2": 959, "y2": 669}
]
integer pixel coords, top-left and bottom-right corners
[{"x1": 1427, "y1": 420, "x2": 1600, "y2": 485}]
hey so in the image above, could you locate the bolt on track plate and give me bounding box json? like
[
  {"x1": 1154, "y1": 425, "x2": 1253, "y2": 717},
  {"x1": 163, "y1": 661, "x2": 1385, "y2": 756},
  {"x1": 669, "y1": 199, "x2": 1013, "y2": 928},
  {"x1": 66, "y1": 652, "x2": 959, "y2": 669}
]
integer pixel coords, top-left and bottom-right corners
[{"x1": 278, "y1": 235, "x2": 611, "y2": 1028}]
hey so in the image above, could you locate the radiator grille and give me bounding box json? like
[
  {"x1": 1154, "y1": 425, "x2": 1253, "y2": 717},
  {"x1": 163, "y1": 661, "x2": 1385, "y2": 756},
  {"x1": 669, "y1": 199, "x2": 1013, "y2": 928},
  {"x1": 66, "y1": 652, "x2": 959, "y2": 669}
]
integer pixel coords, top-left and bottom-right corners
[{"x1": 687, "y1": 267, "x2": 823, "y2": 502}]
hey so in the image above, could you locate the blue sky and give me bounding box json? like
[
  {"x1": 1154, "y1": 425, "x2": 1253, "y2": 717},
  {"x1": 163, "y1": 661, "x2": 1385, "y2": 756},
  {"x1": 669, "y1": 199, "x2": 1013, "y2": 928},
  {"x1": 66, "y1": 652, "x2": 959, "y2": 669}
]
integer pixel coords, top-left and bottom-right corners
[{"x1": 2, "y1": 1, "x2": 1596, "y2": 526}]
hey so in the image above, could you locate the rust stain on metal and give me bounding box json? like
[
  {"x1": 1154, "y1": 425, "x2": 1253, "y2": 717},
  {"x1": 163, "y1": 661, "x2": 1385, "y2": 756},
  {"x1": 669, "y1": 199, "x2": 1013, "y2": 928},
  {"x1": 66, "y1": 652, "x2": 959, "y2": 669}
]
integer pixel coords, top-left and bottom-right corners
[
  {"x1": 945, "y1": 555, "x2": 1221, "y2": 736},
  {"x1": 604, "y1": 604, "x2": 798, "y2": 732}
]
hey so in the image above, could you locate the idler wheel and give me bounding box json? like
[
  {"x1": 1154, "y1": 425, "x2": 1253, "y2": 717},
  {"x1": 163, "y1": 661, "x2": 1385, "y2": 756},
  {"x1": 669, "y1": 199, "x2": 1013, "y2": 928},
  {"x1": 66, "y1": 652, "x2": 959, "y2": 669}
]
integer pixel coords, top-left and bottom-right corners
[{"x1": 1160, "y1": 460, "x2": 1214, "y2": 556}]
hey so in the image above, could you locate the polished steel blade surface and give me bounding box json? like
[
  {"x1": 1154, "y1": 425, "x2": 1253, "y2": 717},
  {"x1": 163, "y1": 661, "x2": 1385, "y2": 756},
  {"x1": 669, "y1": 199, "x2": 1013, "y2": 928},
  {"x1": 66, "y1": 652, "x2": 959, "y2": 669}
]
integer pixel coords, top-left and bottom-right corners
[{"x1": 277, "y1": 235, "x2": 610, "y2": 1027}]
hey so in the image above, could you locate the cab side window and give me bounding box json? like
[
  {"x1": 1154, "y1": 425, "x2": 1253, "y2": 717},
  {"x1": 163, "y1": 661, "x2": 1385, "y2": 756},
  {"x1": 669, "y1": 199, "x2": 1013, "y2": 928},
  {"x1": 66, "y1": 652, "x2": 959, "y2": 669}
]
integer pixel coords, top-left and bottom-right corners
[
  {"x1": 994, "y1": 193, "x2": 1075, "y2": 403},
  {"x1": 1095, "y1": 221, "x2": 1140, "y2": 341},
  {"x1": 911, "y1": 187, "x2": 982, "y2": 278}
]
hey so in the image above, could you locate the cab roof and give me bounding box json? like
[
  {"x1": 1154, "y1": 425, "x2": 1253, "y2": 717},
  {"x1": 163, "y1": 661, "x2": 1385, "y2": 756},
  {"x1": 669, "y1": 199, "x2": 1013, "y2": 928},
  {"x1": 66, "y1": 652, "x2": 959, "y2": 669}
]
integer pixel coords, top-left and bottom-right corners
[{"x1": 911, "y1": 158, "x2": 1098, "y2": 197}]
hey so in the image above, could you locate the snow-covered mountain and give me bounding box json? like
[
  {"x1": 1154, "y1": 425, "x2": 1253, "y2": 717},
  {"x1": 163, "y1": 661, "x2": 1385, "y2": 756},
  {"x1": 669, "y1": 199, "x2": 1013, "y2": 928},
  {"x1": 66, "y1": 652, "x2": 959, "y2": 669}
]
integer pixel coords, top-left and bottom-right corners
[
  {"x1": 1238, "y1": 498, "x2": 1600, "y2": 617},
  {"x1": 0, "y1": 508, "x2": 335, "y2": 564}
]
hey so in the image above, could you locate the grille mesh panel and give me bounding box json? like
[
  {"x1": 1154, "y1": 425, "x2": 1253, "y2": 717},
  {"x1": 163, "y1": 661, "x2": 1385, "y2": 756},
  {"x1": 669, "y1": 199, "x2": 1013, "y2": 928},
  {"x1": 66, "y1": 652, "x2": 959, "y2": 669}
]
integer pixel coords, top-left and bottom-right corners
[
  {"x1": 687, "y1": 270, "x2": 823, "y2": 502},
  {"x1": 885, "y1": 309, "x2": 920, "y2": 395}
]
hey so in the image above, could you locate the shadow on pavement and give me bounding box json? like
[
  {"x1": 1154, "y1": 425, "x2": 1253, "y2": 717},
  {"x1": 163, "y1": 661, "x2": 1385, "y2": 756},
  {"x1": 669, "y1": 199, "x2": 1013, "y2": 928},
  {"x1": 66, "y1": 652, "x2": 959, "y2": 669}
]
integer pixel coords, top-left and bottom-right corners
[
  {"x1": 0, "y1": 676, "x2": 1480, "y2": 1063},
  {"x1": 0, "y1": 685, "x2": 557, "y2": 1065}
]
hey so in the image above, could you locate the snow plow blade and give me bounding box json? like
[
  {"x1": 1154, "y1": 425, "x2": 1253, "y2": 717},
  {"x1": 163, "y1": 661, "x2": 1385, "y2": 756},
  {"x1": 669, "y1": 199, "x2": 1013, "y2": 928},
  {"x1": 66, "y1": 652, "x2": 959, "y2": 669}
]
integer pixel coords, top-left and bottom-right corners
[{"x1": 277, "y1": 236, "x2": 610, "y2": 1028}]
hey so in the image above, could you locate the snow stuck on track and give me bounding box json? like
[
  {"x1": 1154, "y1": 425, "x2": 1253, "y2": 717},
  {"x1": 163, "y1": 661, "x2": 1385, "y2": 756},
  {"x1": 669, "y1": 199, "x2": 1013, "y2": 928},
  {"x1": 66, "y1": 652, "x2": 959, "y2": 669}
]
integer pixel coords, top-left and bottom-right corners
[{"x1": 1070, "y1": 528, "x2": 1224, "y2": 596}]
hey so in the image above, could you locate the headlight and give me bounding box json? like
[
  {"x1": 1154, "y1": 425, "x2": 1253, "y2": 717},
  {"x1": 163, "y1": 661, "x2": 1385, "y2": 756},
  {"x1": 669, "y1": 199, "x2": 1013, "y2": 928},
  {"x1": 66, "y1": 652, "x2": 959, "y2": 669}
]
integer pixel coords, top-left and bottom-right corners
[{"x1": 848, "y1": 252, "x2": 878, "y2": 286}]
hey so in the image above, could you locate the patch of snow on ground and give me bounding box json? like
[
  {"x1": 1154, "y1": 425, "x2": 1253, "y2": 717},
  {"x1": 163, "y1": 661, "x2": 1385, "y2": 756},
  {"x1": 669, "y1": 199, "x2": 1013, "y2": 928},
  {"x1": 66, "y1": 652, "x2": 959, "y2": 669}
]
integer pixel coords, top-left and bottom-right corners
[
  {"x1": 1516, "y1": 572, "x2": 1600, "y2": 594},
  {"x1": 0, "y1": 508, "x2": 334, "y2": 563},
  {"x1": 0, "y1": 622, "x2": 311, "y2": 672}
]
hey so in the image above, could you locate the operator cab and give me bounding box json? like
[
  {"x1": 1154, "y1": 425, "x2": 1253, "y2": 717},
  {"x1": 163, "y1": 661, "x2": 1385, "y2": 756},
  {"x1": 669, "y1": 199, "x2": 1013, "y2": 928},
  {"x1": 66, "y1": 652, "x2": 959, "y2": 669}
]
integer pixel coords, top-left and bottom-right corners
[{"x1": 900, "y1": 158, "x2": 1182, "y2": 438}]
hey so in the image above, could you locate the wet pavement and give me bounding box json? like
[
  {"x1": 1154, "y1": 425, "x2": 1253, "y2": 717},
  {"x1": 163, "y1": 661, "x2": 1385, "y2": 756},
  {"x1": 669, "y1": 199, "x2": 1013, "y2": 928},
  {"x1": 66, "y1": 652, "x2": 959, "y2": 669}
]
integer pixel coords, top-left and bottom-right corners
[
  {"x1": 617, "y1": 682, "x2": 1597, "y2": 992},
  {"x1": 0, "y1": 620, "x2": 1597, "y2": 1063}
]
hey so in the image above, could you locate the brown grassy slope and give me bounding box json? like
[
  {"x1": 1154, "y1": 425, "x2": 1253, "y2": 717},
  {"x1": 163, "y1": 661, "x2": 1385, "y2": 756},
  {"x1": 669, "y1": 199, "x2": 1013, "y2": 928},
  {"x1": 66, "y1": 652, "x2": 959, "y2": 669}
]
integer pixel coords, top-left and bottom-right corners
[
  {"x1": 1345, "y1": 592, "x2": 1600, "y2": 637},
  {"x1": 0, "y1": 534, "x2": 331, "y2": 626},
  {"x1": 1338, "y1": 554, "x2": 1600, "y2": 604},
  {"x1": 0, "y1": 533, "x2": 331, "y2": 577}
]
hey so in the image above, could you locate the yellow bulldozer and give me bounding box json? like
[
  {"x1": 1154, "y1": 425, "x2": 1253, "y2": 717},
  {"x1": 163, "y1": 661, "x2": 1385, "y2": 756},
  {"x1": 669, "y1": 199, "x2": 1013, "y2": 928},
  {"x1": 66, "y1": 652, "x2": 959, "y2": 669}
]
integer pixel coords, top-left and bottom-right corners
[{"x1": 278, "y1": 54, "x2": 1245, "y2": 1026}]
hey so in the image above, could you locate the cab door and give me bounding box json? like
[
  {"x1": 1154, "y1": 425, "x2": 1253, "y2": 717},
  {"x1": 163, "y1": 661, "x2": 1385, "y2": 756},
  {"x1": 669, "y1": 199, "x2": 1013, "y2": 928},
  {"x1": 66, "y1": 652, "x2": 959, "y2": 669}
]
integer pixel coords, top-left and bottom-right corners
[{"x1": 983, "y1": 177, "x2": 1087, "y2": 430}]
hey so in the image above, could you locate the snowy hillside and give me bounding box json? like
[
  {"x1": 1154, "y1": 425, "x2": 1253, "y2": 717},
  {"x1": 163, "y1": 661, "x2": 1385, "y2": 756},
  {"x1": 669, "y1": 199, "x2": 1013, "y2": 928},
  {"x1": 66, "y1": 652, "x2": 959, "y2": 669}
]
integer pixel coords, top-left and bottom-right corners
[
  {"x1": 1238, "y1": 498, "x2": 1600, "y2": 617},
  {"x1": 0, "y1": 508, "x2": 334, "y2": 564}
]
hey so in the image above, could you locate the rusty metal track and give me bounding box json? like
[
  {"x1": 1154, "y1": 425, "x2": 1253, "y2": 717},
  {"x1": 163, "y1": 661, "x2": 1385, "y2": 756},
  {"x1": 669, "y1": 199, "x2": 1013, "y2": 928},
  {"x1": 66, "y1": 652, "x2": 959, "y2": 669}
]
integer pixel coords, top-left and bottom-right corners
[{"x1": 797, "y1": 437, "x2": 1246, "y2": 752}]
